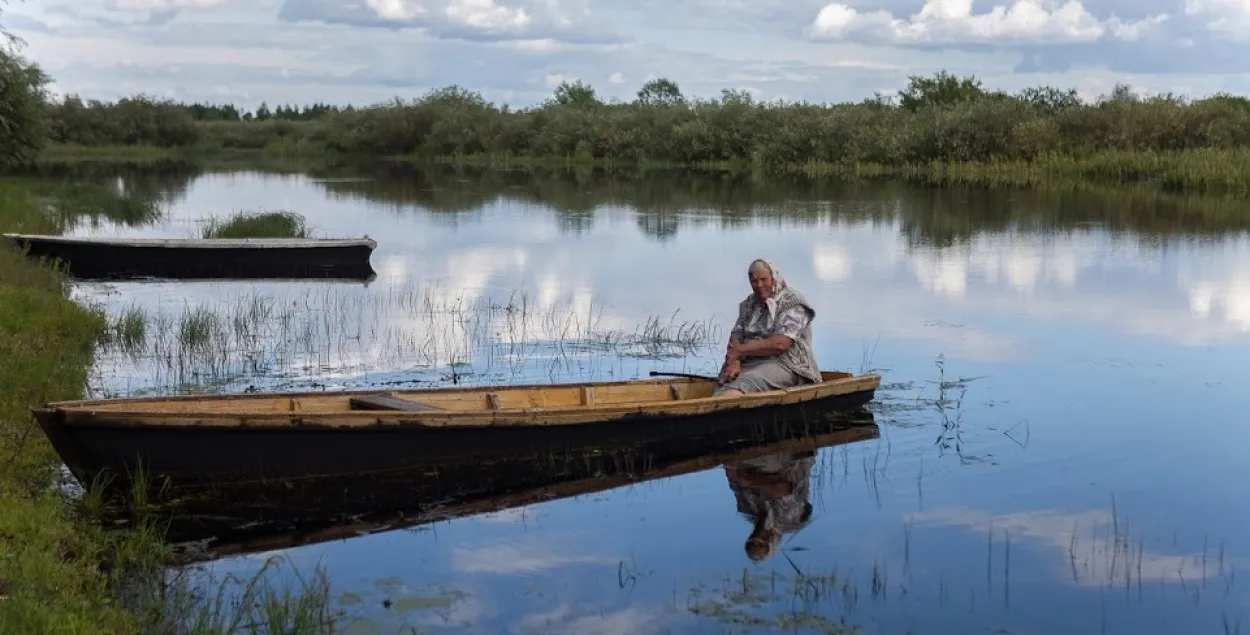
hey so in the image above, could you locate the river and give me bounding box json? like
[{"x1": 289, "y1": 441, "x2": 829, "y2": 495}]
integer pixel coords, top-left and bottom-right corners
[{"x1": 35, "y1": 160, "x2": 1250, "y2": 634}]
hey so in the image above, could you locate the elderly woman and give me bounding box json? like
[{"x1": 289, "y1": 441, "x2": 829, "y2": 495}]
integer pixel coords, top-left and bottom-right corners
[{"x1": 715, "y1": 259, "x2": 822, "y2": 397}]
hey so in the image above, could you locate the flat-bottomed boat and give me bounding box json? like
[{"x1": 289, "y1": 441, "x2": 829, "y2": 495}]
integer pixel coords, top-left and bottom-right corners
[
  {"x1": 4, "y1": 233, "x2": 377, "y2": 280},
  {"x1": 34, "y1": 370, "x2": 880, "y2": 494}
]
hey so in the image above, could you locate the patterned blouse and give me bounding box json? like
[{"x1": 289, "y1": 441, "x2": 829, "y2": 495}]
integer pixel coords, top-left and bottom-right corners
[{"x1": 731, "y1": 303, "x2": 812, "y2": 343}]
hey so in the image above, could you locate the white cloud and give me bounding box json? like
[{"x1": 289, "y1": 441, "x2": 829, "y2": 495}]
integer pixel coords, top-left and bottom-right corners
[
  {"x1": 808, "y1": 0, "x2": 1169, "y2": 45},
  {"x1": 107, "y1": 0, "x2": 228, "y2": 9},
  {"x1": 916, "y1": 506, "x2": 1240, "y2": 588},
  {"x1": 452, "y1": 539, "x2": 619, "y2": 574},
  {"x1": 3, "y1": 0, "x2": 1250, "y2": 117},
  {"x1": 367, "y1": 0, "x2": 533, "y2": 31},
  {"x1": 1184, "y1": 0, "x2": 1250, "y2": 39}
]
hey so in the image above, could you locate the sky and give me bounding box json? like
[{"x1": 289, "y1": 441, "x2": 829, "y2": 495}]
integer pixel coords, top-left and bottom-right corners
[{"x1": 2, "y1": 0, "x2": 1249, "y2": 110}]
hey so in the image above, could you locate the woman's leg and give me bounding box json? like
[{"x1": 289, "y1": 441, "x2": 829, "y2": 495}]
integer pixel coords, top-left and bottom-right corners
[{"x1": 713, "y1": 358, "x2": 804, "y2": 396}]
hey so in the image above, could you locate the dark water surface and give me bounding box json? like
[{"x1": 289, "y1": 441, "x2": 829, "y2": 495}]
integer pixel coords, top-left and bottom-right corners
[{"x1": 42, "y1": 162, "x2": 1250, "y2": 633}]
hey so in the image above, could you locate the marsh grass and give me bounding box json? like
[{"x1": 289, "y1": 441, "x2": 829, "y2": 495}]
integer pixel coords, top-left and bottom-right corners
[
  {"x1": 90, "y1": 285, "x2": 721, "y2": 397},
  {"x1": 199, "y1": 210, "x2": 310, "y2": 239},
  {"x1": 131, "y1": 555, "x2": 341, "y2": 634}
]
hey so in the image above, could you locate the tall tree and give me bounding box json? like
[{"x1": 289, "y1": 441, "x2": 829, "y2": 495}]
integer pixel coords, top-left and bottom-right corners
[{"x1": 0, "y1": 4, "x2": 51, "y2": 167}]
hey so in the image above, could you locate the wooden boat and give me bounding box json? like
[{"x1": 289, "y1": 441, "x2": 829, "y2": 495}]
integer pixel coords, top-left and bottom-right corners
[
  {"x1": 3, "y1": 233, "x2": 378, "y2": 281},
  {"x1": 173, "y1": 420, "x2": 881, "y2": 563},
  {"x1": 34, "y1": 370, "x2": 880, "y2": 497}
]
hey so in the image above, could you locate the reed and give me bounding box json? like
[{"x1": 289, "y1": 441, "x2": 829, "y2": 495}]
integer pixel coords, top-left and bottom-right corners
[
  {"x1": 199, "y1": 210, "x2": 310, "y2": 239},
  {"x1": 130, "y1": 555, "x2": 340, "y2": 634},
  {"x1": 91, "y1": 285, "x2": 721, "y2": 397}
]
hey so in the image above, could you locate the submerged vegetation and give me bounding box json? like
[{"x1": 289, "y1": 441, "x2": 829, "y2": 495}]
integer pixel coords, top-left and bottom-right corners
[
  {"x1": 29, "y1": 73, "x2": 1250, "y2": 196},
  {"x1": 199, "y1": 210, "x2": 309, "y2": 239}
]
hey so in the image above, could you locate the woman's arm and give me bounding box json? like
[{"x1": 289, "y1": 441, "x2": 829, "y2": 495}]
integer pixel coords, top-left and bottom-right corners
[{"x1": 730, "y1": 306, "x2": 810, "y2": 359}]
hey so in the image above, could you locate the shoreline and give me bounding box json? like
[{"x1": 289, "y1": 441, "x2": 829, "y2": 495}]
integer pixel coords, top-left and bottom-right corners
[
  {"x1": 32, "y1": 144, "x2": 1250, "y2": 199},
  {"x1": 0, "y1": 180, "x2": 334, "y2": 633}
]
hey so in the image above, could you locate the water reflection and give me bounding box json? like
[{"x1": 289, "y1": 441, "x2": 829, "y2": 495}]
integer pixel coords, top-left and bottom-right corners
[
  {"x1": 170, "y1": 414, "x2": 882, "y2": 564},
  {"x1": 726, "y1": 449, "x2": 816, "y2": 562},
  {"x1": 22, "y1": 160, "x2": 1250, "y2": 634},
  {"x1": 45, "y1": 162, "x2": 1250, "y2": 400}
]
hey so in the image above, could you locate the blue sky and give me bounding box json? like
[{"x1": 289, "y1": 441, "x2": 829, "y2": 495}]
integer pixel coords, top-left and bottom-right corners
[{"x1": 2, "y1": 0, "x2": 1245, "y2": 109}]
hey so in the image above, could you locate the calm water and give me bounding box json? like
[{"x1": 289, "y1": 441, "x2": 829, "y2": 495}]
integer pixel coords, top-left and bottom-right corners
[{"x1": 45, "y1": 163, "x2": 1250, "y2": 633}]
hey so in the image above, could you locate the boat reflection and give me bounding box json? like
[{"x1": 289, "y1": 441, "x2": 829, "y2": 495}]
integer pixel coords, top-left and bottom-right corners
[{"x1": 169, "y1": 409, "x2": 880, "y2": 564}]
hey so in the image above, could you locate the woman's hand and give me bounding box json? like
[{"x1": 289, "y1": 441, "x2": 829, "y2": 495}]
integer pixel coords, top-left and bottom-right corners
[
  {"x1": 720, "y1": 358, "x2": 742, "y2": 383},
  {"x1": 730, "y1": 335, "x2": 792, "y2": 360}
]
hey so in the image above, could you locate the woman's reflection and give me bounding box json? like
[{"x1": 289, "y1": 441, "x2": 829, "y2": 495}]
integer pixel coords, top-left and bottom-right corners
[{"x1": 725, "y1": 449, "x2": 816, "y2": 562}]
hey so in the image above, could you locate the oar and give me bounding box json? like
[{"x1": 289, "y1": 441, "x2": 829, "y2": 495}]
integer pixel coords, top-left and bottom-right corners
[{"x1": 649, "y1": 371, "x2": 718, "y2": 381}]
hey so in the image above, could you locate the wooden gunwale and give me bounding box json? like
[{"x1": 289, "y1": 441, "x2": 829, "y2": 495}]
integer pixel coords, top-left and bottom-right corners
[
  {"x1": 3, "y1": 233, "x2": 378, "y2": 250},
  {"x1": 45, "y1": 373, "x2": 882, "y2": 429}
]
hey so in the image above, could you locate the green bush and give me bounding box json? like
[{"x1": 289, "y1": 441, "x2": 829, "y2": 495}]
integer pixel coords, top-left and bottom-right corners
[{"x1": 0, "y1": 47, "x2": 51, "y2": 167}]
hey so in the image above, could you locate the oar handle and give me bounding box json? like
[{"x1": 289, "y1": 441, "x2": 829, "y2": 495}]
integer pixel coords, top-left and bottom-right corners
[{"x1": 649, "y1": 371, "x2": 717, "y2": 381}]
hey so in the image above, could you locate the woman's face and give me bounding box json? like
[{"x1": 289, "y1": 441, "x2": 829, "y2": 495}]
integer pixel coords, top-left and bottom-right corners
[{"x1": 750, "y1": 267, "x2": 774, "y2": 300}]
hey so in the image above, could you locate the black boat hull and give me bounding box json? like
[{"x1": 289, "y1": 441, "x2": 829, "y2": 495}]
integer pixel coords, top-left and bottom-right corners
[{"x1": 5, "y1": 234, "x2": 377, "y2": 281}]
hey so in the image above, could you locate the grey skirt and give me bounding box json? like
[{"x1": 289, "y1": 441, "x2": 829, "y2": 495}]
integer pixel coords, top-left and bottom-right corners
[{"x1": 714, "y1": 357, "x2": 806, "y2": 395}]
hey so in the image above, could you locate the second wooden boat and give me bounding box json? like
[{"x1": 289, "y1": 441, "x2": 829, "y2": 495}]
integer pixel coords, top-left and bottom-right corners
[
  {"x1": 35, "y1": 370, "x2": 880, "y2": 496},
  {"x1": 3, "y1": 233, "x2": 378, "y2": 281}
]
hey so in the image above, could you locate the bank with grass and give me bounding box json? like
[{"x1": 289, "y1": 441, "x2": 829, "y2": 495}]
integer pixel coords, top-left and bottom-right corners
[
  {"x1": 34, "y1": 73, "x2": 1250, "y2": 198},
  {"x1": 0, "y1": 180, "x2": 155, "y2": 633}
]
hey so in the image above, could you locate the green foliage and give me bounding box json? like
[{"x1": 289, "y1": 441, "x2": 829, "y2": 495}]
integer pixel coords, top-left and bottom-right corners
[
  {"x1": 636, "y1": 78, "x2": 685, "y2": 107},
  {"x1": 199, "y1": 210, "x2": 309, "y2": 239},
  {"x1": 41, "y1": 71, "x2": 1250, "y2": 184},
  {"x1": 46, "y1": 95, "x2": 200, "y2": 147},
  {"x1": 547, "y1": 80, "x2": 602, "y2": 109},
  {"x1": 897, "y1": 70, "x2": 989, "y2": 112},
  {"x1": 0, "y1": 47, "x2": 51, "y2": 168}
]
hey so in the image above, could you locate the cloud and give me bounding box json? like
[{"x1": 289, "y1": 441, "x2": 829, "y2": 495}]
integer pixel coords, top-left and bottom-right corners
[
  {"x1": 276, "y1": 0, "x2": 619, "y2": 45},
  {"x1": 7, "y1": 0, "x2": 1250, "y2": 110},
  {"x1": 511, "y1": 604, "x2": 681, "y2": 635},
  {"x1": 451, "y1": 539, "x2": 619, "y2": 575},
  {"x1": 105, "y1": 0, "x2": 228, "y2": 10},
  {"x1": 915, "y1": 506, "x2": 1241, "y2": 588},
  {"x1": 807, "y1": 0, "x2": 1169, "y2": 46}
]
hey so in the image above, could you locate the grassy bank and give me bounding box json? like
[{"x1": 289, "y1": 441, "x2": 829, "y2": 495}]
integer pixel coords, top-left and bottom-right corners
[
  {"x1": 0, "y1": 181, "x2": 338, "y2": 633},
  {"x1": 0, "y1": 178, "x2": 145, "y2": 632},
  {"x1": 33, "y1": 74, "x2": 1250, "y2": 197}
]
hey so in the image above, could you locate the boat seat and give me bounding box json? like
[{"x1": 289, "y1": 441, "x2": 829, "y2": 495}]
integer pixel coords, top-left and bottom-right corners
[{"x1": 349, "y1": 395, "x2": 445, "y2": 411}]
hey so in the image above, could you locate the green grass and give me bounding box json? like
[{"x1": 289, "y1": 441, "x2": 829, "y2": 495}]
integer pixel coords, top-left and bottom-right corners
[
  {"x1": 200, "y1": 210, "x2": 309, "y2": 239},
  {"x1": 0, "y1": 179, "x2": 144, "y2": 632},
  {"x1": 0, "y1": 180, "x2": 336, "y2": 633}
]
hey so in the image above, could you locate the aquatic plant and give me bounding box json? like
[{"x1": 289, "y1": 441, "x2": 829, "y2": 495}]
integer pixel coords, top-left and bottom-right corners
[
  {"x1": 199, "y1": 210, "x2": 309, "y2": 239},
  {"x1": 92, "y1": 285, "x2": 722, "y2": 397}
]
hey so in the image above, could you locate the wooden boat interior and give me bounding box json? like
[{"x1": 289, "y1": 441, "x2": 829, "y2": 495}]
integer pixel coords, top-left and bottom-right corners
[{"x1": 53, "y1": 371, "x2": 863, "y2": 415}]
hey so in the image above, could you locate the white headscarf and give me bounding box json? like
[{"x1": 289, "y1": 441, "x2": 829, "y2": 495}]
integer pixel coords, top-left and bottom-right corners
[{"x1": 749, "y1": 258, "x2": 787, "y2": 325}]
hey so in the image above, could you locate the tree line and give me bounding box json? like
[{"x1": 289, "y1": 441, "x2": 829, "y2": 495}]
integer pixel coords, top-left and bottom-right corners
[{"x1": 6, "y1": 34, "x2": 1250, "y2": 174}]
